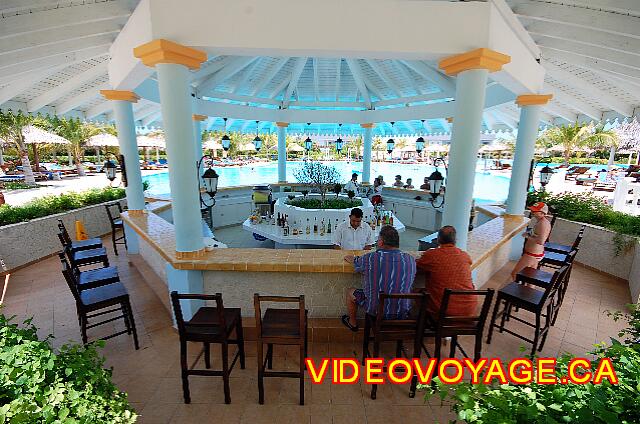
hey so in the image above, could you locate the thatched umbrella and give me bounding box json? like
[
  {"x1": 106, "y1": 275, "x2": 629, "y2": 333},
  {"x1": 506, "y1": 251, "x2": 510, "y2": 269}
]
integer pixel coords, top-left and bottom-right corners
[{"x1": 4, "y1": 125, "x2": 71, "y2": 172}]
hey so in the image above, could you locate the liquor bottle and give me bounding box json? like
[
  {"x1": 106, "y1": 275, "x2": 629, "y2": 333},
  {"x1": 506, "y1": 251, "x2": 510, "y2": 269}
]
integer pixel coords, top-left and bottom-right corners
[
  {"x1": 376, "y1": 213, "x2": 381, "y2": 227},
  {"x1": 334, "y1": 219, "x2": 339, "y2": 232},
  {"x1": 313, "y1": 218, "x2": 318, "y2": 234},
  {"x1": 320, "y1": 218, "x2": 325, "y2": 236},
  {"x1": 306, "y1": 218, "x2": 311, "y2": 235},
  {"x1": 390, "y1": 213, "x2": 394, "y2": 226},
  {"x1": 283, "y1": 216, "x2": 290, "y2": 236},
  {"x1": 327, "y1": 219, "x2": 332, "y2": 234}
]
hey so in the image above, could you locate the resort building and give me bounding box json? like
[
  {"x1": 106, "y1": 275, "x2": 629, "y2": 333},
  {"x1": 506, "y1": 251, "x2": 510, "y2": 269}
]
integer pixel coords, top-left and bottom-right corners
[{"x1": 0, "y1": 1, "x2": 638, "y2": 423}]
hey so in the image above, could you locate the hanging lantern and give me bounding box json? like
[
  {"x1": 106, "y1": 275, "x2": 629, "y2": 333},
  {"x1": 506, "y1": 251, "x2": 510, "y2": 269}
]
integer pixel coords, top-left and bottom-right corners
[
  {"x1": 253, "y1": 121, "x2": 262, "y2": 151},
  {"x1": 415, "y1": 137, "x2": 425, "y2": 154},
  {"x1": 304, "y1": 136, "x2": 313, "y2": 152},
  {"x1": 104, "y1": 160, "x2": 117, "y2": 182},
  {"x1": 428, "y1": 169, "x2": 444, "y2": 200},
  {"x1": 201, "y1": 167, "x2": 219, "y2": 196},
  {"x1": 387, "y1": 138, "x2": 395, "y2": 154},
  {"x1": 221, "y1": 117, "x2": 231, "y2": 151},
  {"x1": 335, "y1": 137, "x2": 344, "y2": 153},
  {"x1": 539, "y1": 165, "x2": 554, "y2": 189}
]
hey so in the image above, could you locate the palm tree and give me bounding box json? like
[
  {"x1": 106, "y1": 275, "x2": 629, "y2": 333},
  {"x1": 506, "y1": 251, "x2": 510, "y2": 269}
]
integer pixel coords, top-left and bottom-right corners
[
  {"x1": 538, "y1": 122, "x2": 614, "y2": 165},
  {"x1": 0, "y1": 109, "x2": 38, "y2": 185},
  {"x1": 587, "y1": 124, "x2": 619, "y2": 169},
  {"x1": 372, "y1": 137, "x2": 384, "y2": 161},
  {"x1": 50, "y1": 117, "x2": 104, "y2": 176}
]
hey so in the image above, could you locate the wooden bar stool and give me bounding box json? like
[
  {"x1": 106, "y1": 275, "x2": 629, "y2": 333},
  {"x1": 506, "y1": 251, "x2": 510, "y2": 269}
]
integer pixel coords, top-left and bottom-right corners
[
  {"x1": 58, "y1": 233, "x2": 109, "y2": 269},
  {"x1": 105, "y1": 202, "x2": 127, "y2": 256},
  {"x1": 254, "y1": 294, "x2": 308, "y2": 405},
  {"x1": 487, "y1": 266, "x2": 569, "y2": 357},
  {"x1": 422, "y1": 289, "x2": 494, "y2": 362},
  {"x1": 170, "y1": 291, "x2": 245, "y2": 404},
  {"x1": 362, "y1": 292, "x2": 429, "y2": 399},
  {"x1": 58, "y1": 252, "x2": 119, "y2": 292},
  {"x1": 545, "y1": 224, "x2": 585, "y2": 254},
  {"x1": 57, "y1": 219, "x2": 103, "y2": 252},
  {"x1": 60, "y1": 255, "x2": 138, "y2": 349}
]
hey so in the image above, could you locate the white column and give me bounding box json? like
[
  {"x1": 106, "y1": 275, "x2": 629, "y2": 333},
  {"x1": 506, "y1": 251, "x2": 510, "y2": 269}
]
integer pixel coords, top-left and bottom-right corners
[
  {"x1": 439, "y1": 48, "x2": 510, "y2": 250},
  {"x1": 361, "y1": 123, "x2": 373, "y2": 184},
  {"x1": 156, "y1": 63, "x2": 204, "y2": 254},
  {"x1": 193, "y1": 115, "x2": 206, "y2": 163},
  {"x1": 108, "y1": 95, "x2": 146, "y2": 212},
  {"x1": 277, "y1": 122, "x2": 288, "y2": 182},
  {"x1": 441, "y1": 69, "x2": 489, "y2": 250},
  {"x1": 0, "y1": 145, "x2": 4, "y2": 166}
]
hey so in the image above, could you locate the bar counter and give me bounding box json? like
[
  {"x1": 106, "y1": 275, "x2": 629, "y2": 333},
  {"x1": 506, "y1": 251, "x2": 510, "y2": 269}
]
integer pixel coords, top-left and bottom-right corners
[{"x1": 122, "y1": 200, "x2": 527, "y2": 317}]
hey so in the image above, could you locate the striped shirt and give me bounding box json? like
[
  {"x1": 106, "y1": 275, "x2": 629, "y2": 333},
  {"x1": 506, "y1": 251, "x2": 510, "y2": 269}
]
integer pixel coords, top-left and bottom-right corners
[{"x1": 353, "y1": 249, "x2": 417, "y2": 317}]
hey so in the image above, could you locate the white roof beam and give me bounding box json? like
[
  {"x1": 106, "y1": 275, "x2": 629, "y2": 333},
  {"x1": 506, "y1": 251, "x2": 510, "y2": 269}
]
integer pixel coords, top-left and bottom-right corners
[
  {"x1": 543, "y1": 60, "x2": 633, "y2": 116},
  {"x1": 250, "y1": 57, "x2": 289, "y2": 97},
  {"x1": 542, "y1": 48, "x2": 640, "y2": 81},
  {"x1": 0, "y1": 19, "x2": 123, "y2": 55},
  {"x1": 345, "y1": 59, "x2": 371, "y2": 109},
  {"x1": 1, "y1": 0, "x2": 75, "y2": 15},
  {"x1": 373, "y1": 92, "x2": 452, "y2": 108},
  {"x1": 196, "y1": 57, "x2": 257, "y2": 94},
  {"x1": 367, "y1": 60, "x2": 403, "y2": 98},
  {"x1": 142, "y1": 111, "x2": 162, "y2": 127},
  {"x1": 490, "y1": 0, "x2": 541, "y2": 59},
  {"x1": 268, "y1": 76, "x2": 290, "y2": 99},
  {"x1": 0, "y1": 47, "x2": 108, "y2": 82},
  {"x1": 282, "y1": 57, "x2": 308, "y2": 108},
  {"x1": 483, "y1": 113, "x2": 496, "y2": 131},
  {"x1": 0, "y1": 34, "x2": 114, "y2": 68},
  {"x1": 27, "y1": 61, "x2": 108, "y2": 112},
  {"x1": 513, "y1": 2, "x2": 640, "y2": 39},
  {"x1": 288, "y1": 100, "x2": 364, "y2": 108},
  {"x1": 191, "y1": 56, "x2": 233, "y2": 84},
  {"x1": 551, "y1": 0, "x2": 640, "y2": 15},
  {"x1": 85, "y1": 100, "x2": 112, "y2": 120},
  {"x1": 438, "y1": 118, "x2": 450, "y2": 132},
  {"x1": 544, "y1": 102, "x2": 578, "y2": 123},
  {"x1": 543, "y1": 82, "x2": 602, "y2": 121},
  {"x1": 230, "y1": 58, "x2": 259, "y2": 92},
  {"x1": 334, "y1": 59, "x2": 341, "y2": 102},
  {"x1": 401, "y1": 61, "x2": 455, "y2": 96},
  {"x1": 593, "y1": 69, "x2": 640, "y2": 100},
  {"x1": 0, "y1": 0, "x2": 135, "y2": 39},
  {"x1": 312, "y1": 58, "x2": 320, "y2": 102},
  {"x1": 536, "y1": 37, "x2": 640, "y2": 73},
  {"x1": 393, "y1": 61, "x2": 422, "y2": 96},
  {"x1": 205, "y1": 91, "x2": 281, "y2": 107},
  {"x1": 525, "y1": 21, "x2": 640, "y2": 58},
  {"x1": 134, "y1": 105, "x2": 160, "y2": 122},
  {"x1": 56, "y1": 83, "x2": 110, "y2": 115},
  {"x1": 491, "y1": 110, "x2": 517, "y2": 130},
  {"x1": 0, "y1": 66, "x2": 63, "y2": 105}
]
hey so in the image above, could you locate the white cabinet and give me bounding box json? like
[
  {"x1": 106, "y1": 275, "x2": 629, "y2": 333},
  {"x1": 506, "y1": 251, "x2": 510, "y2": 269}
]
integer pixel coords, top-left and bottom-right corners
[
  {"x1": 213, "y1": 200, "x2": 252, "y2": 228},
  {"x1": 384, "y1": 197, "x2": 441, "y2": 232}
]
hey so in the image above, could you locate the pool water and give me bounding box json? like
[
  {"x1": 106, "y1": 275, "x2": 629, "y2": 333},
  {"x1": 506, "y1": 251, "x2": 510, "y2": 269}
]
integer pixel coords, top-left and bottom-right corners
[{"x1": 143, "y1": 160, "x2": 512, "y2": 204}]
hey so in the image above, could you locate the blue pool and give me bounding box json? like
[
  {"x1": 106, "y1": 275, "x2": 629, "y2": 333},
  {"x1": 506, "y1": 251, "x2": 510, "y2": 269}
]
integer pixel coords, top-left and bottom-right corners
[{"x1": 143, "y1": 160, "x2": 512, "y2": 204}]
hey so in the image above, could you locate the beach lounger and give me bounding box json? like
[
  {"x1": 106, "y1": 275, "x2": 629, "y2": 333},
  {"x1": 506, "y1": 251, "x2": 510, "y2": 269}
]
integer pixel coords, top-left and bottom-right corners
[{"x1": 565, "y1": 166, "x2": 589, "y2": 180}]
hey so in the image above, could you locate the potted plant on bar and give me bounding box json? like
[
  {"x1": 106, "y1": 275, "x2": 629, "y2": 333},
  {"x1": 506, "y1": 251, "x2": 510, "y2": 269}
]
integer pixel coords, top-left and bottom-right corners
[{"x1": 293, "y1": 161, "x2": 341, "y2": 207}]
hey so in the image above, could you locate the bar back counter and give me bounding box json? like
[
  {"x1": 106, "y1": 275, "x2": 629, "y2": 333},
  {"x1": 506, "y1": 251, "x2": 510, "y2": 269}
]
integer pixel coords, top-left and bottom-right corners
[{"x1": 122, "y1": 185, "x2": 527, "y2": 324}]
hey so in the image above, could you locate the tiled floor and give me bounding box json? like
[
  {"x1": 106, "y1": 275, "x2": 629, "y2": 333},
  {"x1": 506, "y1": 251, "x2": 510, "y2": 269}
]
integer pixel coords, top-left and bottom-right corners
[{"x1": 1, "y1": 236, "x2": 632, "y2": 423}]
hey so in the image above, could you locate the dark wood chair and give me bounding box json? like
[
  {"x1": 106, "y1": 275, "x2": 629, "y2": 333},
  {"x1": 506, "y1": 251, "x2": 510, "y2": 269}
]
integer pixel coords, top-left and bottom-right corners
[
  {"x1": 105, "y1": 202, "x2": 127, "y2": 255},
  {"x1": 422, "y1": 289, "x2": 494, "y2": 362},
  {"x1": 362, "y1": 292, "x2": 429, "y2": 399},
  {"x1": 254, "y1": 294, "x2": 308, "y2": 405},
  {"x1": 487, "y1": 265, "x2": 569, "y2": 357},
  {"x1": 57, "y1": 219, "x2": 103, "y2": 252},
  {"x1": 58, "y1": 252, "x2": 119, "y2": 292},
  {"x1": 545, "y1": 224, "x2": 585, "y2": 254},
  {"x1": 58, "y1": 232, "x2": 109, "y2": 269},
  {"x1": 170, "y1": 291, "x2": 245, "y2": 404},
  {"x1": 60, "y1": 255, "x2": 138, "y2": 349}
]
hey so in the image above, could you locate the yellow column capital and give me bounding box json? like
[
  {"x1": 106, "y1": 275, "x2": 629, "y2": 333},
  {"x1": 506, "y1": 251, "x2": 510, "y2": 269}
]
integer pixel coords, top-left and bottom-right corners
[
  {"x1": 360, "y1": 123, "x2": 375, "y2": 128},
  {"x1": 276, "y1": 122, "x2": 289, "y2": 128},
  {"x1": 515, "y1": 94, "x2": 553, "y2": 106},
  {"x1": 100, "y1": 90, "x2": 139, "y2": 102},
  {"x1": 133, "y1": 39, "x2": 207, "y2": 70},
  {"x1": 439, "y1": 48, "x2": 511, "y2": 76},
  {"x1": 192, "y1": 114, "x2": 207, "y2": 121}
]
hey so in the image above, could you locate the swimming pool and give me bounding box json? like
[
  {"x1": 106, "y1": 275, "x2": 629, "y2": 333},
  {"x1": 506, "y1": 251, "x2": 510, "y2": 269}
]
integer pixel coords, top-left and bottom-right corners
[{"x1": 143, "y1": 160, "x2": 512, "y2": 204}]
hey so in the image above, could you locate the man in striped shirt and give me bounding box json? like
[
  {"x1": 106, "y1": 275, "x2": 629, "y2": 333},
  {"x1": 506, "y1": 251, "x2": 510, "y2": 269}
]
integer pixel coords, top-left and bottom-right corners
[{"x1": 341, "y1": 226, "x2": 417, "y2": 331}]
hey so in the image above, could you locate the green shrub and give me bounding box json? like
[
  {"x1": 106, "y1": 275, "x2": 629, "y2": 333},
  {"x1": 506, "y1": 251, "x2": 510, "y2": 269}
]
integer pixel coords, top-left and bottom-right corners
[
  {"x1": 286, "y1": 197, "x2": 363, "y2": 209},
  {"x1": 540, "y1": 157, "x2": 626, "y2": 165},
  {"x1": 0, "y1": 182, "x2": 38, "y2": 191},
  {"x1": 0, "y1": 187, "x2": 126, "y2": 227},
  {"x1": 423, "y1": 304, "x2": 640, "y2": 423},
  {"x1": 0, "y1": 313, "x2": 137, "y2": 423},
  {"x1": 527, "y1": 191, "x2": 640, "y2": 238}
]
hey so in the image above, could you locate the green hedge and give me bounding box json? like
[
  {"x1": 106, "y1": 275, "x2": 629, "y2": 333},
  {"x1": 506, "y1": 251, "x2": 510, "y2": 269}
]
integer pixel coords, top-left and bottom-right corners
[
  {"x1": 0, "y1": 314, "x2": 137, "y2": 423},
  {"x1": 0, "y1": 187, "x2": 126, "y2": 227},
  {"x1": 286, "y1": 197, "x2": 363, "y2": 209},
  {"x1": 540, "y1": 157, "x2": 627, "y2": 165},
  {"x1": 527, "y1": 191, "x2": 640, "y2": 238}
]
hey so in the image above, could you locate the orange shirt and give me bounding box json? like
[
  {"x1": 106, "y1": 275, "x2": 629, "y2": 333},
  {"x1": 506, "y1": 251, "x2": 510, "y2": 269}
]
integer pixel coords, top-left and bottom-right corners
[{"x1": 416, "y1": 245, "x2": 477, "y2": 317}]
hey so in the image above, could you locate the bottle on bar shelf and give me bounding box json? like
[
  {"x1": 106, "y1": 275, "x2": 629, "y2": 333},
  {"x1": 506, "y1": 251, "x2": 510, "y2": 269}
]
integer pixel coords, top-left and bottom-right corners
[
  {"x1": 283, "y1": 215, "x2": 290, "y2": 236},
  {"x1": 390, "y1": 212, "x2": 394, "y2": 226},
  {"x1": 313, "y1": 217, "x2": 318, "y2": 234},
  {"x1": 334, "y1": 219, "x2": 339, "y2": 232},
  {"x1": 277, "y1": 213, "x2": 281, "y2": 226},
  {"x1": 320, "y1": 218, "x2": 325, "y2": 236},
  {"x1": 327, "y1": 219, "x2": 332, "y2": 234},
  {"x1": 306, "y1": 218, "x2": 311, "y2": 235}
]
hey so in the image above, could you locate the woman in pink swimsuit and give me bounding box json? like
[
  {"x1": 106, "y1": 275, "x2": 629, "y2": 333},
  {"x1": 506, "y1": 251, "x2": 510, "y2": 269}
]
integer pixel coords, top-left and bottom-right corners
[{"x1": 510, "y1": 202, "x2": 552, "y2": 281}]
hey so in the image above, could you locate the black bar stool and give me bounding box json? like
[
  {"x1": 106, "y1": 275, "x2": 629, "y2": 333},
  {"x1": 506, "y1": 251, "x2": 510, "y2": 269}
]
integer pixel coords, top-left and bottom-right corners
[
  {"x1": 487, "y1": 265, "x2": 569, "y2": 357},
  {"x1": 57, "y1": 219, "x2": 103, "y2": 252},
  {"x1": 58, "y1": 233, "x2": 109, "y2": 269},
  {"x1": 105, "y1": 202, "x2": 127, "y2": 255},
  {"x1": 545, "y1": 224, "x2": 585, "y2": 254},
  {"x1": 170, "y1": 292, "x2": 245, "y2": 404},
  {"x1": 362, "y1": 292, "x2": 429, "y2": 399},
  {"x1": 254, "y1": 294, "x2": 308, "y2": 405},
  {"x1": 60, "y1": 255, "x2": 138, "y2": 349}
]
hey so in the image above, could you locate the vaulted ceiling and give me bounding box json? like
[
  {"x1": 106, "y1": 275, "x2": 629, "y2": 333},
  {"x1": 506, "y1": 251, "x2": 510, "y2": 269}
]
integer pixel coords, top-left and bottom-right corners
[{"x1": 1, "y1": 0, "x2": 639, "y2": 136}]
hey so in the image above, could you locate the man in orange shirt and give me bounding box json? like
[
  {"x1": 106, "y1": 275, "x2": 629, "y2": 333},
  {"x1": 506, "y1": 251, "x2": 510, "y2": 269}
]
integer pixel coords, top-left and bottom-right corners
[{"x1": 416, "y1": 226, "x2": 477, "y2": 317}]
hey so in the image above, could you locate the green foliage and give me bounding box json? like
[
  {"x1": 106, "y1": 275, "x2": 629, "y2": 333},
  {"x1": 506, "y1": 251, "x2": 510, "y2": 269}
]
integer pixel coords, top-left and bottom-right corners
[
  {"x1": 0, "y1": 187, "x2": 126, "y2": 227},
  {"x1": 293, "y1": 162, "x2": 342, "y2": 206},
  {"x1": 0, "y1": 182, "x2": 38, "y2": 191},
  {"x1": 0, "y1": 313, "x2": 137, "y2": 423},
  {"x1": 527, "y1": 191, "x2": 640, "y2": 239},
  {"x1": 539, "y1": 157, "x2": 627, "y2": 165},
  {"x1": 286, "y1": 197, "x2": 362, "y2": 210},
  {"x1": 536, "y1": 123, "x2": 618, "y2": 165},
  {"x1": 423, "y1": 305, "x2": 640, "y2": 423}
]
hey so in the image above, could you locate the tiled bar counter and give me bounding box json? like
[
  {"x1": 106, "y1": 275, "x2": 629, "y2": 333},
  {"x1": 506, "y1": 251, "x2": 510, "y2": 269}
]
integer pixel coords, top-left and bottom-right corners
[{"x1": 122, "y1": 200, "x2": 527, "y2": 319}]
